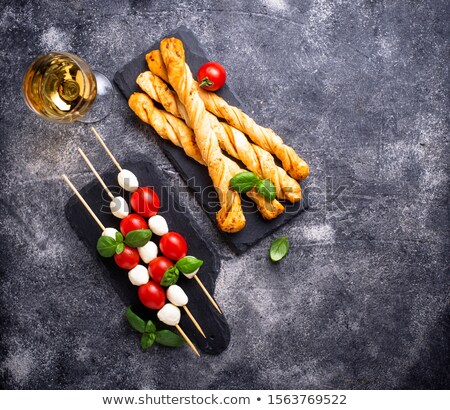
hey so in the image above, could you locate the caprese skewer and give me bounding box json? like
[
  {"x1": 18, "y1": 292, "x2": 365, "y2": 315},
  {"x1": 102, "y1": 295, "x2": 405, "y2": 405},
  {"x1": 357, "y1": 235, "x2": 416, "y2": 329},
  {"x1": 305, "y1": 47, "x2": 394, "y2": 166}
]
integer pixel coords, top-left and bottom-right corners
[
  {"x1": 76, "y1": 150, "x2": 206, "y2": 338},
  {"x1": 61, "y1": 174, "x2": 199, "y2": 356},
  {"x1": 90, "y1": 127, "x2": 223, "y2": 314}
]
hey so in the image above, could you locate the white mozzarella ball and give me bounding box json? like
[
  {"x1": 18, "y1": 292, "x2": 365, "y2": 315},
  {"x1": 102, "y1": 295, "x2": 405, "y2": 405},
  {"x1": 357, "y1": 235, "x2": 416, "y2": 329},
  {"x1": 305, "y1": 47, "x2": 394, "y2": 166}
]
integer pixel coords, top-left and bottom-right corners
[
  {"x1": 138, "y1": 241, "x2": 158, "y2": 264},
  {"x1": 182, "y1": 268, "x2": 199, "y2": 280},
  {"x1": 157, "y1": 303, "x2": 181, "y2": 326},
  {"x1": 128, "y1": 265, "x2": 149, "y2": 286},
  {"x1": 102, "y1": 227, "x2": 119, "y2": 239},
  {"x1": 110, "y1": 196, "x2": 129, "y2": 219},
  {"x1": 148, "y1": 215, "x2": 169, "y2": 236},
  {"x1": 118, "y1": 169, "x2": 139, "y2": 192},
  {"x1": 166, "y1": 285, "x2": 188, "y2": 306}
]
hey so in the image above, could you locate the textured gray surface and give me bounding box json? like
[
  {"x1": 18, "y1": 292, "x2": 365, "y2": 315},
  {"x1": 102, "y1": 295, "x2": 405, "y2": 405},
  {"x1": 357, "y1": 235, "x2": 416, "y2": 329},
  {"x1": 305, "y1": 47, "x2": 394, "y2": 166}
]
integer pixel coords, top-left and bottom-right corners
[{"x1": 0, "y1": 0, "x2": 449, "y2": 389}]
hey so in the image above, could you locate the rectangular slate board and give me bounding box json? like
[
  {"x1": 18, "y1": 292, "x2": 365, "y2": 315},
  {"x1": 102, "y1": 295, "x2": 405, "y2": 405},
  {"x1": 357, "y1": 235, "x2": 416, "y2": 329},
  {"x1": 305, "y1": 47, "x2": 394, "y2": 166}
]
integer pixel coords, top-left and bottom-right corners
[{"x1": 114, "y1": 26, "x2": 308, "y2": 254}]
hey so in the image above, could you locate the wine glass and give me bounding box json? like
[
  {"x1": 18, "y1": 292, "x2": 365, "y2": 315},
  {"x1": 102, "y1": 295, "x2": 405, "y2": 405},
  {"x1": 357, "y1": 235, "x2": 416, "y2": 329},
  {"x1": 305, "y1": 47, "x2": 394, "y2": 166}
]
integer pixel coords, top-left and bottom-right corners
[{"x1": 22, "y1": 52, "x2": 113, "y2": 123}]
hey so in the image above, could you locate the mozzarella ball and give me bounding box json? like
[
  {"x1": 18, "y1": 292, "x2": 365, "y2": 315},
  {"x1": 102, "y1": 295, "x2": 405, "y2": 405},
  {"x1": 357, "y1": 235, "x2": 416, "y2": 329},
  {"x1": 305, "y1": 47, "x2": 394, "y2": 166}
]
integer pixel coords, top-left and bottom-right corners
[
  {"x1": 157, "y1": 303, "x2": 181, "y2": 326},
  {"x1": 166, "y1": 285, "x2": 188, "y2": 307},
  {"x1": 148, "y1": 215, "x2": 169, "y2": 236},
  {"x1": 118, "y1": 169, "x2": 139, "y2": 192},
  {"x1": 128, "y1": 265, "x2": 149, "y2": 286},
  {"x1": 102, "y1": 227, "x2": 119, "y2": 239},
  {"x1": 138, "y1": 241, "x2": 158, "y2": 264},
  {"x1": 110, "y1": 196, "x2": 129, "y2": 219},
  {"x1": 182, "y1": 268, "x2": 199, "y2": 280}
]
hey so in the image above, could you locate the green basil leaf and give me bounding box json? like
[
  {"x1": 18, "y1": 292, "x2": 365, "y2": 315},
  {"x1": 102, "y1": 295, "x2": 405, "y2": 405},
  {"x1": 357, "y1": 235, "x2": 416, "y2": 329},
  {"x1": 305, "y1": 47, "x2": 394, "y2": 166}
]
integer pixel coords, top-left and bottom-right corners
[
  {"x1": 176, "y1": 256, "x2": 203, "y2": 274},
  {"x1": 141, "y1": 332, "x2": 156, "y2": 350},
  {"x1": 96, "y1": 236, "x2": 117, "y2": 258},
  {"x1": 125, "y1": 306, "x2": 146, "y2": 333},
  {"x1": 160, "y1": 266, "x2": 180, "y2": 287},
  {"x1": 155, "y1": 329, "x2": 185, "y2": 347},
  {"x1": 230, "y1": 171, "x2": 260, "y2": 193},
  {"x1": 145, "y1": 320, "x2": 156, "y2": 334},
  {"x1": 269, "y1": 236, "x2": 289, "y2": 262},
  {"x1": 115, "y1": 231, "x2": 123, "y2": 243},
  {"x1": 115, "y1": 242, "x2": 125, "y2": 254},
  {"x1": 256, "y1": 179, "x2": 277, "y2": 201},
  {"x1": 124, "y1": 229, "x2": 152, "y2": 248}
]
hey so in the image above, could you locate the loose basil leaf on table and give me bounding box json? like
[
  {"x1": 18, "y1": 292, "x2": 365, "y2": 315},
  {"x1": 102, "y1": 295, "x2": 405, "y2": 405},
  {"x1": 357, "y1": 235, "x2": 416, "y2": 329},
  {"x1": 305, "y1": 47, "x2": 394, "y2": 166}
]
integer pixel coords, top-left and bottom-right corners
[
  {"x1": 270, "y1": 236, "x2": 289, "y2": 262},
  {"x1": 160, "y1": 266, "x2": 179, "y2": 287},
  {"x1": 155, "y1": 329, "x2": 185, "y2": 347},
  {"x1": 145, "y1": 320, "x2": 156, "y2": 334},
  {"x1": 141, "y1": 332, "x2": 156, "y2": 350},
  {"x1": 96, "y1": 236, "x2": 117, "y2": 258},
  {"x1": 124, "y1": 229, "x2": 152, "y2": 248},
  {"x1": 176, "y1": 256, "x2": 203, "y2": 274},
  {"x1": 230, "y1": 171, "x2": 260, "y2": 193},
  {"x1": 256, "y1": 179, "x2": 277, "y2": 201},
  {"x1": 125, "y1": 306, "x2": 146, "y2": 333}
]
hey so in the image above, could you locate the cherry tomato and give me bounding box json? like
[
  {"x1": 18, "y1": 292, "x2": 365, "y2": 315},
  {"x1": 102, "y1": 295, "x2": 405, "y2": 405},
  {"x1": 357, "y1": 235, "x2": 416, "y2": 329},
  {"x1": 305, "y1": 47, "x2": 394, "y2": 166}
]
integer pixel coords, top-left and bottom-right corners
[
  {"x1": 148, "y1": 256, "x2": 174, "y2": 283},
  {"x1": 159, "y1": 232, "x2": 188, "y2": 261},
  {"x1": 130, "y1": 187, "x2": 160, "y2": 218},
  {"x1": 197, "y1": 62, "x2": 227, "y2": 91},
  {"x1": 138, "y1": 281, "x2": 166, "y2": 310},
  {"x1": 114, "y1": 245, "x2": 139, "y2": 270},
  {"x1": 119, "y1": 214, "x2": 148, "y2": 236}
]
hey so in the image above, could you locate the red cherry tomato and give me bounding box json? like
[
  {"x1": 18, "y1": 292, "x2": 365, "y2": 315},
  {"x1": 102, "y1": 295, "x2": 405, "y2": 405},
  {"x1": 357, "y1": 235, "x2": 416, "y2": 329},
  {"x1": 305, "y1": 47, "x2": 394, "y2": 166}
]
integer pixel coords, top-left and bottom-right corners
[
  {"x1": 159, "y1": 232, "x2": 188, "y2": 261},
  {"x1": 114, "y1": 245, "x2": 139, "y2": 270},
  {"x1": 197, "y1": 62, "x2": 227, "y2": 91},
  {"x1": 138, "y1": 281, "x2": 166, "y2": 310},
  {"x1": 130, "y1": 187, "x2": 160, "y2": 218},
  {"x1": 119, "y1": 214, "x2": 148, "y2": 236},
  {"x1": 148, "y1": 256, "x2": 173, "y2": 283}
]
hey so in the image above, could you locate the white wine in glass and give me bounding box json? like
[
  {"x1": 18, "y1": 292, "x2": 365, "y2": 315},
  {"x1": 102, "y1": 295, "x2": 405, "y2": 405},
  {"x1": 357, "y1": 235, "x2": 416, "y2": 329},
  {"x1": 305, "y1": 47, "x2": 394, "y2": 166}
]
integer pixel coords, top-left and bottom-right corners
[{"x1": 23, "y1": 52, "x2": 113, "y2": 123}]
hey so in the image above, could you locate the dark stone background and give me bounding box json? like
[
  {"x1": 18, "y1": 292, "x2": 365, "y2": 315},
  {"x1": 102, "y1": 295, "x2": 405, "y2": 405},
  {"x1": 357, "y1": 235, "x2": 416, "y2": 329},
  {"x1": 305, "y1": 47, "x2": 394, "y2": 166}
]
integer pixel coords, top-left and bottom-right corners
[{"x1": 0, "y1": 0, "x2": 449, "y2": 389}]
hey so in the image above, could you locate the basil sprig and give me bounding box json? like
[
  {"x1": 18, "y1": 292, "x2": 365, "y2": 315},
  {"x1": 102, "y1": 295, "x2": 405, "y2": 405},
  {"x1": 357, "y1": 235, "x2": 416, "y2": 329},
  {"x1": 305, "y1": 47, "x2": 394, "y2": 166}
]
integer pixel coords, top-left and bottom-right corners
[
  {"x1": 176, "y1": 256, "x2": 203, "y2": 274},
  {"x1": 96, "y1": 229, "x2": 152, "y2": 258},
  {"x1": 230, "y1": 171, "x2": 276, "y2": 201},
  {"x1": 160, "y1": 266, "x2": 180, "y2": 287},
  {"x1": 269, "y1": 236, "x2": 289, "y2": 262},
  {"x1": 125, "y1": 306, "x2": 184, "y2": 350}
]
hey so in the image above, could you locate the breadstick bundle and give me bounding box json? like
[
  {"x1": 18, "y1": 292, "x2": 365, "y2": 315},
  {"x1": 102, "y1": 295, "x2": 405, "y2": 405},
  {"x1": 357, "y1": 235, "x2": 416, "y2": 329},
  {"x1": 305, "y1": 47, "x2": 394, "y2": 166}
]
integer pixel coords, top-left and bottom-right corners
[{"x1": 128, "y1": 38, "x2": 309, "y2": 233}]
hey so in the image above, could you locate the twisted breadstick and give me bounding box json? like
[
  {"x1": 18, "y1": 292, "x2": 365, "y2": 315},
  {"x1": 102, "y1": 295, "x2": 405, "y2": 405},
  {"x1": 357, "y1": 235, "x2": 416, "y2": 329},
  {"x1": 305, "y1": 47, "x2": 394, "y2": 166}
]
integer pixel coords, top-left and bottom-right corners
[
  {"x1": 137, "y1": 71, "x2": 301, "y2": 202},
  {"x1": 146, "y1": 50, "x2": 309, "y2": 180},
  {"x1": 129, "y1": 92, "x2": 283, "y2": 221}
]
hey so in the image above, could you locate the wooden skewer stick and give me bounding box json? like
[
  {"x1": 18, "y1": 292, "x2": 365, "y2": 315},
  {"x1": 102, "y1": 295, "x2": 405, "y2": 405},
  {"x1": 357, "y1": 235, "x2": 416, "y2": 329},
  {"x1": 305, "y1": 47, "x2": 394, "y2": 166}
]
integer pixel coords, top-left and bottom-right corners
[
  {"x1": 62, "y1": 174, "x2": 106, "y2": 231},
  {"x1": 193, "y1": 275, "x2": 222, "y2": 315},
  {"x1": 77, "y1": 148, "x2": 114, "y2": 200},
  {"x1": 175, "y1": 324, "x2": 200, "y2": 357},
  {"x1": 91, "y1": 127, "x2": 123, "y2": 172},
  {"x1": 182, "y1": 305, "x2": 206, "y2": 338}
]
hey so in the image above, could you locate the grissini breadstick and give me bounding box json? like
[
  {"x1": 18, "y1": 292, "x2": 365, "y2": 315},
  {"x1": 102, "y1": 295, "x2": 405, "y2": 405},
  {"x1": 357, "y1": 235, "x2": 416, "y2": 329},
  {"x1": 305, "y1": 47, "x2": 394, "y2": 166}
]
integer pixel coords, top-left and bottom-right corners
[
  {"x1": 146, "y1": 50, "x2": 309, "y2": 180},
  {"x1": 129, "y1": 92, "x2": 284, "y2": 220},
  {"x1": 137, "y1": 71, "x2": 302, "y2": 202}
]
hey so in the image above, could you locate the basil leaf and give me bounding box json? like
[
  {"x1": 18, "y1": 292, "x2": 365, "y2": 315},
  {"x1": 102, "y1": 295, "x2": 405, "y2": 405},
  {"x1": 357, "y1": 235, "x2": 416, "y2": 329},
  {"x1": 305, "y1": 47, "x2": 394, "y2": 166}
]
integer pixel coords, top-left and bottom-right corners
[
  {"x1": 141, "y1": 332, "x2": 156, "y2": 350},
  {"x1": 115, "y1": 242, "x2": 125, "y2": 254},
  {"x1": 155, "y1": 329, "x2": 185, "y2": 347},
  {"x1": 115, "y1": 231, "x2": 123, "y2": 243},
  {"x1": 230, "y1": 171, "x2": 260, "y2": 193},
  {"x1": 256, "y1": 179, "x2": 277, "y2": 201},
  {"x1": 124, "y1": 229, "x2": 152, "y2": 248},
  {"x1": 145, "y1": 320, "x2": 156, "y2": 334},
  {"x1": 96, "y1": 236, "x2": 117, "y2": 258},
  {"x1": 176, "y1": 256, "x2": 203, "y2": 274},
  {"x1": 269, "y1": 236, "x2": 289, "y2": 262},
  {"x1": 125, "y1": 306, "x2": 145, "y2": 333},
  {"x1": 160, "y1": 266, "x2": 179, "y2": 287}
]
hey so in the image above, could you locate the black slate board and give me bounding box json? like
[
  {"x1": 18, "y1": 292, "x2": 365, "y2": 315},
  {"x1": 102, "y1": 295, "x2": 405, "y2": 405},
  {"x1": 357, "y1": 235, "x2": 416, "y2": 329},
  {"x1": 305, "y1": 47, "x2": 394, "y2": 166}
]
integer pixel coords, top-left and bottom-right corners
[
  {"x1": 65, "y1": 158, "x2": 230, "y2": 355},
  {"x1": 114, "y1": 26, "x2": 309, "y2": 254}
]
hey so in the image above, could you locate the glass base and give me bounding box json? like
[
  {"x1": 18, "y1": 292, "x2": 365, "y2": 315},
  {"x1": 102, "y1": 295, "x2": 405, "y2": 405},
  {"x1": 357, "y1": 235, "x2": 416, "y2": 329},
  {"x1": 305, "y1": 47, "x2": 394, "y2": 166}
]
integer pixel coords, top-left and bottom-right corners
[{"x1": 78, "y1": 71, "x2": 114, "y2": 123}]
